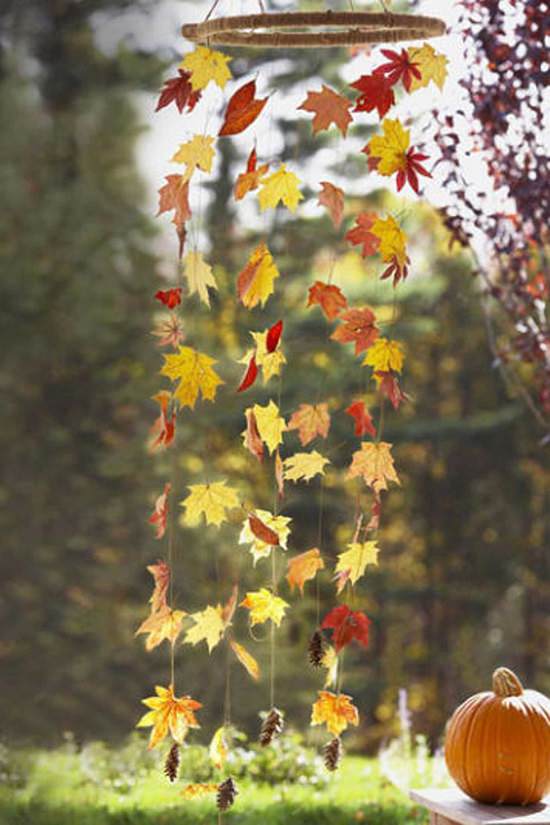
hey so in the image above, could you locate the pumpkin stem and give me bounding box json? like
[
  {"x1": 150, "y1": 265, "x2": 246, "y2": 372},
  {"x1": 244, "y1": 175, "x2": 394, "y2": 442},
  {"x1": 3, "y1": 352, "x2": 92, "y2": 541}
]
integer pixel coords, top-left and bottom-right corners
[{"x1": 492, "y1": 667, "x2": 524, "y2": 697}]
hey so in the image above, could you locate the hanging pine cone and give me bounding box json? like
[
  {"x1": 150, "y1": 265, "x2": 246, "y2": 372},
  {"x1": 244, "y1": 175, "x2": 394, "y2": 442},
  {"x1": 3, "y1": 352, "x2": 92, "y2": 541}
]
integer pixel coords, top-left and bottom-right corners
[
  {"x1": 259, "y1": 707, "x2": 284, "y2": 746},
  {"x1": 217, "y1": 777, "x2": 238, "y2": 811},
  {"x1": 163, "y1": 741, "x2": 180, "y2": 782},
  {"x1": 308, "y1": 630, "x2": 325, "y2": 667},
  {"x1": 323, "y1": 737, "x2": 342, "y2": 772}
]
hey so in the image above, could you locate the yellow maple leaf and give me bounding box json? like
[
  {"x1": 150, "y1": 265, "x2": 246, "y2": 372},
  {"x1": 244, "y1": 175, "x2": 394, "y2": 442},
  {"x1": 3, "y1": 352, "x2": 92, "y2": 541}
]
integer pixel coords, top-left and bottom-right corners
[
  {"x1": 370, "y1": 216, "x2": 408, "y2": 271},
  {"x1": 239, "y1": 507, "x2": 292, "y2": 563},
  {"x1": 136, "y1": 684, "x2": 201, "y2": 749},
  {"x1": 258, "y1": 164, "x2": 304, "y2": 213},
  {"x1": 283, "y1": 450, "x2": 330, "y2": 483},
  {"x1": 362, "y1": 338, "x2": 404, "y2": 373},
  {"x1": 160, "y1": 346, "x2": 224, "y2": 409},
  {"x1": 237, "y1": 242, "x2": 280, "y2": 309},
  {"x1": 230, "y1": 639, "x2": 260, "y2": 681},
  {"x1": 171, "y1": 134, "x2": 216, "y2": 182},
  {"x1": 240, "y1": 588, "x2": 289, "y2": 627},
  {"x1": 209, "y1": 726, "x2": 229, "y2": 769},
  {"x1": 135, "y1": 606, "x2": 187, "y2": 652},
  {"x1": 183, "y1": 251, "x2": 218, "y2": 307},
  {"x1": 184, "y1": 604, "x2": 227, "y2": 652},
  {"x1": 311, "y1": 690, "x2": 359, "y2": 737},
  {"x1": 408, "y1": 43, "x2": 448, "y2": 91},
  {"x1": 180, "y1": 46, "x2": 232, "y2": 91},
  {"x1": 180, "y1": 783, "x2": 219, "y2": 800},
  {"x1": 250, "y1": 329, "x2": 286, "y2": 382},
  {"x1": 347, "y1": 441, "x2": 400, "y2": 493},
  {"x1": 286, "y1": 547, "x2": 325, "y2": 595},
  {"x1": 251, "y1": 400, "x2": 286, "y2": 455},
  {"x1": 335, "y1": 541, "x2": 379, "y2": 587},
  {"x1": 367, "y1": 119, "x2": 410, "y2": 177},
  {"x1": 181, "y1": 481, "x2": 240, "y2": 527}
]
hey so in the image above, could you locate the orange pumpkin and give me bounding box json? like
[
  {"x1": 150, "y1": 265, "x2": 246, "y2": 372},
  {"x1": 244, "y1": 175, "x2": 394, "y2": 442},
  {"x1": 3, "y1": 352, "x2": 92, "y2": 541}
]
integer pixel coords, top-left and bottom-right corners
[{"x1": 444, "y1": 667, "x2": 550, "y2": 805}]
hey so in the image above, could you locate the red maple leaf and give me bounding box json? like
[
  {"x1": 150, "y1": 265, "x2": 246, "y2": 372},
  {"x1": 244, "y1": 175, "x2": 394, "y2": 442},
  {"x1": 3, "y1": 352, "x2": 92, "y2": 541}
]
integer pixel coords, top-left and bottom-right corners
[
  {"x1": 345, "y1": 400, "x2": 376, "y2": 438},
  {"x1": 219, "y1": 80, "x2": 268, "y2": 137},
  {"x1": 396, "y1": 148, "x2": 432, "y2": 194},
  {"x1": 376, "y1": 371, "x2": 409, "y2": 410},
  {"x1": 249, "y1": 514, "x2": 280, "y2": 545},
  {"x1": 351, "y1": 73, "x2": 395, "y2": 118},
  {"x1": 307, "y1": 281, "x2": 348, "y2": 321},
  {"x1": 155, "y1": 288, "x2": 182, "y2": 310},
  {"x1": 237, "y1": 355, "x2": 258, "y2": 393},
  {"x1": 345, "y1": 212, "x2": 381, "y2": 257},
  {"x1": 321, "y1": 604, "x2": 371, "y2": 652},
  {"x1": 373, "y1": 48, "x2": 421, "y2": 92},
  {"x1": 155, "y1": 69, "x2": 202, "y2": 114},
  {"x1": 331, "y1": 307, "x2": 379, "y2": 355}
]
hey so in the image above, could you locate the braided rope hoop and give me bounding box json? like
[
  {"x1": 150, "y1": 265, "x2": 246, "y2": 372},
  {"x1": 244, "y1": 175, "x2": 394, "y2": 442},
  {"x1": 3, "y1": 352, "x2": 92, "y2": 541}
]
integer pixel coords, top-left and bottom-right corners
[{"x1": 182, "y1": 11, "x2": 446, "y2": 49}]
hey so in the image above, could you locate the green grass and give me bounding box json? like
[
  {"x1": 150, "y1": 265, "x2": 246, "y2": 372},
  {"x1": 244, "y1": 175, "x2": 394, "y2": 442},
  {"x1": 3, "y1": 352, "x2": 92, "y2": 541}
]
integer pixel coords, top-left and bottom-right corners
[{"x1": 0, "y1": 746, "x2": 429, "y2": 825}]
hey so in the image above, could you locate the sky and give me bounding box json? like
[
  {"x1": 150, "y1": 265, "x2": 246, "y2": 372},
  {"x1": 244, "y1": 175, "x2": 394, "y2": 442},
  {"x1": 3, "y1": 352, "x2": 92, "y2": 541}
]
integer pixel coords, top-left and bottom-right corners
[{"x1": 94, "y1": 0, "x2": 502, "y2": 267}]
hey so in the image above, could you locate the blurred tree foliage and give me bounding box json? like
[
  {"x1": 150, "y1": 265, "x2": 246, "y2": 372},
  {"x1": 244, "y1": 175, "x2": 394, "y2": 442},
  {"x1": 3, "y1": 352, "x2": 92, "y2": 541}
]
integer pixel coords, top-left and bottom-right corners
[{"x1": 0, "y1": 1, "x2": 548, "y2": 751}]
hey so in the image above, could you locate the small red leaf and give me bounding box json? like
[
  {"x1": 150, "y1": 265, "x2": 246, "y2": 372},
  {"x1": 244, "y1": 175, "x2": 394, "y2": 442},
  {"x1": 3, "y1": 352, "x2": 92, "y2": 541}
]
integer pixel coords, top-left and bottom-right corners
[
  {"x1": 237, "y1": 355, "x2": 259, "y2": 393},
  {"x1": 155, "y1": 69, "x2": 202, "y2": 114},
  {"x1": 373, "y1": 48, "x2": 421, "y2": 92},
  {"x1": 351, "y1": 73, "x2": 395, "y2": 118},
  {"x1": 155, "y1": 288, "x2": 182, "y2": 309},
  {"x1": 248, "y1": 514, "x2": 280, "y2": 545},
  {"x1": 345, "y1": 400, "x2": 376, "y2": 438},
  {"x1": 266, "y1": 319, "x2": 283, "y2": 353},
  {"x1": 219, "y1": 80, "x2": 268, "y2": 137},
  {"x1": 321, "y1": 604, "x2": 371, "y2": 652}
]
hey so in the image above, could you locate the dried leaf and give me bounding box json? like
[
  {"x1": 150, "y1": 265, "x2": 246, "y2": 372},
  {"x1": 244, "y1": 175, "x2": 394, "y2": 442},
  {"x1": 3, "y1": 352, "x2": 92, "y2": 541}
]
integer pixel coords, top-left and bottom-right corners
[
  {"x1": 258, "y1": 164, "x2": 303, "y2": 213},
  {"x1": 157, "y1": 175, "x2": 191, "y2": 232},
  {"x1": 407, "y1": 43, "x2": 448, "y2": 91},
  {"x1": 155, "y1": 288, "x2": 182, "y2": 309},
  {"x1": 321, "y1": 604, "x2": 371, "y2": 652},
  {"x1": 137, "y1": 685, "x2": 201, "y2": 749},
  {"x1": 181, "y1": 481, "x2": 240, "y2": 527},
  {"x1": 180, "y1": 783, "x2": 219, "y2": 800},
  {"x1": 148, "y1": 482, "x2": 171, "y2": 540},
  {"x1": 287, "y1": 403, "x2": 331, "y2": 446},
  {"x1": 283, "y1": 450, "x2": 330, "y2": 483},
  {"x1": 250, "y1": 400, "x2": 286, "y2": 455},
  {"x1": 209, "y1": 727, "x2": 229, "y2": 769},
  {"x1": 239, "y1": 509, "x2": 291, "y2": 563},
  {"x1": 286, "y1": 548, "x2": 325, "y2": 595},
  {"x1": 183, "y1": 251, "x2": 218, "y2": 307},
  {"x1": 351, "y1": 72, "x2": 395, "y2": 118},
  {"x1": 234, "y1": 148, "x2": 269, "y2": 201},
  {"x1": 299, "y1": 85, "x2": 353, "y2": 136},
  {"x1": 345, "y1": 400, "x2": 376, "y2": 438},
  {"x1": 184, "y1": 604, "x2": 227, "y2": 652},
  {"x1": 335, "y1": 541, "x2": 379, "y2": 589},
  {"x1": 347, "y1": 441, "x2": 400, "y2": 493},
  {"x1": 160, "y1": 346, "x2": 224, "y2": 409},
  {"x1": 307, "y1": 281, "x2": 348, "y2": 322},
  {"x1": 362, "y1": 338, "x2": 404, "y2": 373},
  {"x1": 136, "y1": 606, "x2": 186, "y2": 652},
  {"x1": 345, "y1": 212, "x2": 380, "y2": 258},
  {"x1": 242, "y1": 409, "x2": 264, "y2": 462},
  {"x1": 230, "y1": 639, "x2": 261, "y2": 681},
  {"x1": 146, "y1": 560, "x2": 171, "y2": 613},
  {"x1": 156, "y1": 69, "x2": 201, "y2": 114},
  {"x1": 331, "y1": 307, "x2": 379, "y2": 355},
  {"x1": 240, "y1": 588, "x2": 289, "y2": 627},
  {"x1": 171, "y1": 134, "x2": 216, "y2": 182},
  {"x1": 318, "y1": 182, "x2": 345, "y2": 229},
  {"x1": 180, "y1": 46, "x2": 232, "y2": 91},
  {"x1": 237, "y1": 242, "x2": 279, "y2": 309},
  {"x1": 311, "y1": 690, "x2": 359, "y2": 736},
  {"x1": 219, "y1": 80, "x2": 267, "y2": 136},
  {"x1": 149, "y1": 391, "x2": 176, "y2": 452}
]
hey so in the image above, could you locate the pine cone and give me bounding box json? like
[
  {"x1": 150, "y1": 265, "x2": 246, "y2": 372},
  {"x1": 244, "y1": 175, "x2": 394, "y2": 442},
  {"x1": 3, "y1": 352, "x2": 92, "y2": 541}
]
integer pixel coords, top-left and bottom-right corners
[
  {"x1": 308, "y1": 630, "x2": 325, "y2": 667},
  {"x1": 259, "y1": 707, "x2": 284, "y2": 747},
  {"x1": 323, "y1": 737, "x2": 342, "y2": 772},
  {"x1": 217, "y1": 777, "x2": 238, "y2": 811},
  {"x1": 163, "y1": 742, "x2": 180, "y2": 782}
]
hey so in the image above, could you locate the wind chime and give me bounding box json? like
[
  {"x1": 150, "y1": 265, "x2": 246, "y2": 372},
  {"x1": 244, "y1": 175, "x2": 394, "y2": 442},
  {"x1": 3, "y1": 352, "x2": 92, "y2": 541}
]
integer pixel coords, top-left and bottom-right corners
[{"x1": 135, "y1": 1, "x2": 447, "y2": 813}]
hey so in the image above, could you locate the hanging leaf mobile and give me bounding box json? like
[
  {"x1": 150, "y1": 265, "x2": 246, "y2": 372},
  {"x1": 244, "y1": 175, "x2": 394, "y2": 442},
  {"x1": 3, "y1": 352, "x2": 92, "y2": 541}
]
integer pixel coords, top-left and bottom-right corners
[{"x1": 136, "y1": 1, "x2": 448, "y2": 812}]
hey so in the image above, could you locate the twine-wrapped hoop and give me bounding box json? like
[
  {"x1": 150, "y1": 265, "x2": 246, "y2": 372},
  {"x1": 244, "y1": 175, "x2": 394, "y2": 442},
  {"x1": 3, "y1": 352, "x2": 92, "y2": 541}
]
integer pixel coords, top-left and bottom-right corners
[{"x1": 182, "y1": 11, "x2": 446, "y2": 49}]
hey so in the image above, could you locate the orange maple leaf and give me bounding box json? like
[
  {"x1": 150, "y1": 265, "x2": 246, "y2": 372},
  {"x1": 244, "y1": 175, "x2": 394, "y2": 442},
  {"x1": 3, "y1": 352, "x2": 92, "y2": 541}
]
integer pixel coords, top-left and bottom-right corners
[
  {"x1": 287, "y1": 403, "x2": 331, "y2": 447},
  {"x1": 156, "y1": 175, "x2": 191, "y2": 232},
  {"x1": 148, "y1": 391, "x2": 175, "y2": 452},
  {"x1": 311, "y1": 690, "x2": 359, "y2": 736},
  {"x1": 307, "y1": 281, "x2": 348, "y2": 322},
  {"x1": 345, "y1": 212, "x2": 380, "y2": 258},
  {"x1": 137, "y1": 685, "x2": 201, "y2": 749},
  {"x1": 234, "y1": 148, "x2": 269, "y2": 201},
  {"x1": 146, "y1": 560, "x2": 171, "y2": 613},
  {"x1": 219, "y1": 80, "x2": 268, "y2": 137},
  {"x1": 347, "y1": 441, "x2": 400, "y2": 492},
  {"x1": 135, "y1": 605, "x2": 186, "y2": 651},
  {"x1": 242, "y1": 408, "x2": 264, "y2": 462},
  {"x1": 299, "y1": 85, "x2": 353, "y2": 136},
  {"x1": 286, "y1": 548, "x2": 325, "y2": 595},
  {"x1": 331, "y1": 307, "x2": 379, "y2": 355},
  {"x1": 318, "y1": 181, "x2": 345, "y2": 229}
]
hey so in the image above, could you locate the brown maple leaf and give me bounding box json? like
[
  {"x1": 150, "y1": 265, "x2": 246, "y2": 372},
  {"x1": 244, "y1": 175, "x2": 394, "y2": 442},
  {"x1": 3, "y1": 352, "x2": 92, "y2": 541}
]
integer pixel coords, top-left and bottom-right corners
[
  {"x1": 157, "y1": 175, "x2": 192, "y2": 232},
  {"x1": 299, "y1": 85, "x2": 353, "y2": 136},
  {"x1": 156, "y1": 69, "x2": 202, "y2": 114},
  {"x1": 318, "y1": 181, "x2": 345, "y2": 229}
]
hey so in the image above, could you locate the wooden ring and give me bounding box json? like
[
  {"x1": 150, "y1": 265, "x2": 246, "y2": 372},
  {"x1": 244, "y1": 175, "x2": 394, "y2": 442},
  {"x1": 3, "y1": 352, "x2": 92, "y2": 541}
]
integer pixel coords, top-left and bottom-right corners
[{"x1": 182, "y1": 11, "x2": 446, "y2": 49}]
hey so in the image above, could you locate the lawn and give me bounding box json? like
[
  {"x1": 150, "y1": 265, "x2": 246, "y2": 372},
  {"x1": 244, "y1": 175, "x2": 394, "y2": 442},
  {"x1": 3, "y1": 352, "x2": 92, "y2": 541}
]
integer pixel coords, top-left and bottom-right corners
[{"x1": 0, "y1": 737, "x2": 436, "y2": 825}]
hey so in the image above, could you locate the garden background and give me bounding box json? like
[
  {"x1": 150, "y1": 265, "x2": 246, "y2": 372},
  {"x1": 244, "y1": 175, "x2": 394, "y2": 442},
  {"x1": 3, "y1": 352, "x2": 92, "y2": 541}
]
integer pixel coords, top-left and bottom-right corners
[{"x1": 0, "y1": 0, "x2": 548, "y2": 818}]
